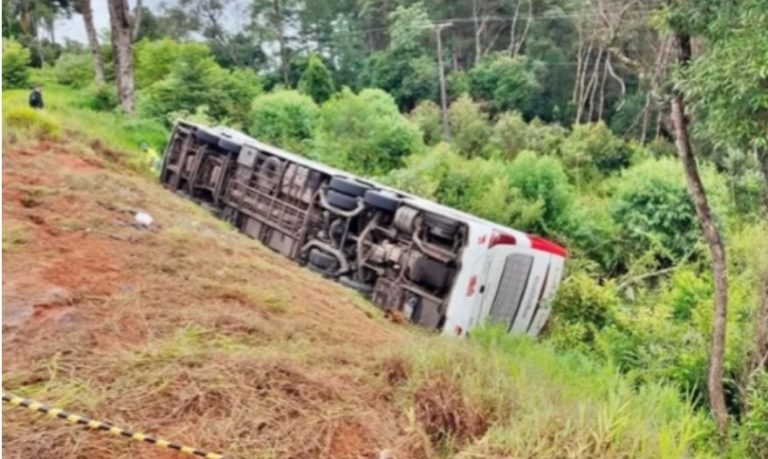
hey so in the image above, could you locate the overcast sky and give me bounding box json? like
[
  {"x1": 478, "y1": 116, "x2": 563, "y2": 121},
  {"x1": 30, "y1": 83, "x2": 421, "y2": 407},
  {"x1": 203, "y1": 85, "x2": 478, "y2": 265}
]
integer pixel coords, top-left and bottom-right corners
[{"x1": 54, "y1": 0, "x2": 162, "y2": 43}]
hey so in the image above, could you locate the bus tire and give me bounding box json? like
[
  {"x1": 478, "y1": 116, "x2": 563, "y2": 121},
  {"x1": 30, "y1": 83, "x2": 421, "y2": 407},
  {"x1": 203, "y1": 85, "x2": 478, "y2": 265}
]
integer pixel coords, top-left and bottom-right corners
[
  {"x1": 410, "y1": 257, "x2": 451, "y2": 291},
  {"x1": 364, "y1": 190, "x2": 399, "y2": 212},
  {"x1": 424, "y1": 212, "x2": 459, "y2": 237},
  {"x1": 329, "y1": 176, "x2": 369, "y2": 197},
  {"x1": 308, "y1": 248, "x2": 336, "y2": 269},
  {"x1": 194, "y1": 128, "x2": 220, "y2": 145},
  {"x1": 218, "y1": 137, "x2": 242, "y2": 154},
  {"x1": 326, "y1": 190, "x2": 357, "y2": 210},
  {"x1": 338, "y1": 276, "x2": 373, "y2": 295}
]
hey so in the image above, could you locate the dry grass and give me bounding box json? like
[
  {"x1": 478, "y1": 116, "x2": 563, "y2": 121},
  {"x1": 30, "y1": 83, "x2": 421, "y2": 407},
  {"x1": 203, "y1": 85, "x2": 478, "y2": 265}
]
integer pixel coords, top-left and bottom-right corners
[{"x1": 2, "y1": 132, "x2": 719, "y2": 458}]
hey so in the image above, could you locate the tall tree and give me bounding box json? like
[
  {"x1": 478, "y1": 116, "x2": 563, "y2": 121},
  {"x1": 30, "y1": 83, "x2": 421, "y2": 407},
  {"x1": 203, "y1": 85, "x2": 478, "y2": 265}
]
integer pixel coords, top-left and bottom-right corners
[
  {"x1": 76, "y1": 0, "x2": 105, "y2": 83},
  {"x1": 668, "y1": 30, "x2": 730, "y2": 432},
  {"x1": 107, "y1": 0, "x2": 136, "y2": 113}
]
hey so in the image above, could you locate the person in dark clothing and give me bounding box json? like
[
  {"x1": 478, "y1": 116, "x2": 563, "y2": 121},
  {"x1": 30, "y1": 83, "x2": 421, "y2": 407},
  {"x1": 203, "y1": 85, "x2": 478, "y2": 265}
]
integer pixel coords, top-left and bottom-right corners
[{"x1": 29, "y1": 86, "x2": 44, "y2": 109}]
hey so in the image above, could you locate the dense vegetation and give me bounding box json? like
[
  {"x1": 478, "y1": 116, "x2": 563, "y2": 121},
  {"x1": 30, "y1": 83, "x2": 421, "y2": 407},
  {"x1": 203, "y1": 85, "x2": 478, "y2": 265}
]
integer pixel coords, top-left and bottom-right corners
[{"x1": 3, "y1": 0, "x2": 767, "y2": 456}]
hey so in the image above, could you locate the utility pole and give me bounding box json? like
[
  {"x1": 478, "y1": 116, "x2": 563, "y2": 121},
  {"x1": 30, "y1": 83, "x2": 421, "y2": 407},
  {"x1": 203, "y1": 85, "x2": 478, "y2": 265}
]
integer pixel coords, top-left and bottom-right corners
[{"x1": 434, "y1": 22, "x2": 452, "y2": 140}]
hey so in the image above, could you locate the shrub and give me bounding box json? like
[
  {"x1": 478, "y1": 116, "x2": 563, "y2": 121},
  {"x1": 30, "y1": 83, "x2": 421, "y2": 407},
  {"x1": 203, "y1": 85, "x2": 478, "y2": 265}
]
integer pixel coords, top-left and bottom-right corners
[
  {"x1": 2, "y1": 39, "x2": 31, "y2": 89},
  {"x1": 468, "y1": 53, "x2": 539, "y2": 115},
  {"x1": 449, "y1": 94, "x2": 490, "y2": 157},
  {"x1": 560, "y1": 121, "x2": 633, "y2": 182},
  {"x1": 611, "y1": 157, "x2": 702, "y2": 265},
  {"x1": 141, "y1": 55, "x2": 262, "y2": 128},
  {"x1": 409, "y1": 100, "x2": 442, "y2": 145},
  {"x1": 3, "y1": 106, "x2": 60, "y2": 139},
  {"x1": 247, "y1": 90, "x2": 319, "y2": 153},
  {"x1": 298, "y1": 54, "x2": 334, "y2": 103},
  {"x1": 739, "y1": 373, "x2": 768, "y2": 458},
  {"x1": 489, "y1": 111, "x2": 528, "y2": 159},
  {"x1": 135, "y1": 39, "x2": 211, "y2": 88},
  {"x1": 546, "y1": 272, "x2": 622, "y2": 352},
  {"x1": 313, "y1": 88, "x2": 423, "y2": 175},
  {"x1": 53, "y1": 53, "x2": 93, "y2": 87},
  {"x1": 80, "y1": 83, "x2": 118, "y2": 111}
]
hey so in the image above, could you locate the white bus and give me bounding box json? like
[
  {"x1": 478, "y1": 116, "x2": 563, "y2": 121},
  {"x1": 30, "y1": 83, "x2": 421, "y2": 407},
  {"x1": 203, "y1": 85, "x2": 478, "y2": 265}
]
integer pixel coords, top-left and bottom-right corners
[{"x1": 160, "y1": 121, "x2": 567, "y2": 337}]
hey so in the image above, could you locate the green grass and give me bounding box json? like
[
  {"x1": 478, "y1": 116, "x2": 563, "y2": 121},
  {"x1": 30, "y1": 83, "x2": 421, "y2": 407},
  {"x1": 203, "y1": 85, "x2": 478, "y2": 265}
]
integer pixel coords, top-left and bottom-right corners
[
  {"x1": 2, "y1": 84, "x2": 169, "y2": 155},
  {"x1": 400, "y1": 325, "x2": 719, "y2": 458}
]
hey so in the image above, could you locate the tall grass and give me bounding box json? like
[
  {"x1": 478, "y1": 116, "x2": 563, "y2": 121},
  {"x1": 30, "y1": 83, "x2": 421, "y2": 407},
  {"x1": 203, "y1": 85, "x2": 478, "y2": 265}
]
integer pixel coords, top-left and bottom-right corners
[
  {"x1": 2, "y1": 84, "x2": 168, "y2": 154},
  {"x1": 401, "y1": 325, "x2": 719, "y2": 458}
]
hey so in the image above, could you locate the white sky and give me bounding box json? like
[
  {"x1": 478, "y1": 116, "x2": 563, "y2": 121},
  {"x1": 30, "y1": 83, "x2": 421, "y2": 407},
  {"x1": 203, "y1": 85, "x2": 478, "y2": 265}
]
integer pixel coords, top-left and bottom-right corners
[{"x1": 54, "y1": 0, "x2": 161, "y2": 43}]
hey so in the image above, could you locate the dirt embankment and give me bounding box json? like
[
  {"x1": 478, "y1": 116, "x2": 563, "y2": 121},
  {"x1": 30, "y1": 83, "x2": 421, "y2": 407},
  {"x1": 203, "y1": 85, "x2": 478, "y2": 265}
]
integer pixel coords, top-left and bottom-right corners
[{"x1": 2, "y1": 137, "x2": 487, "y2": 459}]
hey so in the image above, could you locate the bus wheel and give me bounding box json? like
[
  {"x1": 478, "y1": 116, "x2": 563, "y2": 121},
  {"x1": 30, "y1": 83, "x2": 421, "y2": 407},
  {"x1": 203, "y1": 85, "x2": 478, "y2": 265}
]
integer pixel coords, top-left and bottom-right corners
[
  {"x1": 194, "y1": 127, "x2": 220, "y2": 145},
  {"x1": 364, "y1": 190, "x2": 399, "y2": 212},
  {"x1": 308, "y1": 248, "x2": 337, "y2": 270},
  {"x1": 326, "y1": 190, "x2": 357, "y2": 210},
  {"x1": 338, "y1": 276, "x2": 373, "y2": 295},
  {"x1": 329, "y1": 176, "x2": 370, "y2": 197}
]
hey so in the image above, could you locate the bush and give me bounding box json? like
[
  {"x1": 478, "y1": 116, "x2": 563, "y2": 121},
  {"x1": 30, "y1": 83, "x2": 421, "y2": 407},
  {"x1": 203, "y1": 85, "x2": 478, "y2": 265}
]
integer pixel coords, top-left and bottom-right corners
[
  {"x1": 409, "y1": 100, "x2": 442, "y2": 145},
  {"x1": 313, "y1": 88, "x2": 423, "y2": 175},
  {"x1": 53, "y1": 53, "x2": 93, "y2": 87},
  {"x1": 468, "y1": 53, "x2": 539, "y2": 115},
  {"x1": 2, "y1": 39, "x2": 31, "y2": 89},
  {"x1": 3, "y1": 106, "x2": 60, "y2": 139},
  {"x1": 80, "y1": 83, "x2": 118, "y2": 111},
  {"x1": 489, "y1": 111, "x2": 528, "y2": 159},
  {"x1": 611, "y1": 158, "x2": 702, "y2": 265},
  {"x1": 135, "y1": 39, "x2": 211, "y2": 88},
  {"x1": 141, "y1": 54, "x2": 262, "y2": 128},
  {"x1": 449, "y1": 94, "x2": 490, "y2": 157},
  {"x1": 739, "y1": 373, "x2": 768, "y2": 458},
  {"x1": 561, "y1": 122, "x2": 633, "y2": 182},
  {"x1": 547, "y1": 272, "x2": 622, "y2": 351},
  {"x1": 247, "y1": 90, "x2": 319, "y2": 153},
  {"x1": 298, "y1": 54, "x2": 334, "y2": 103}
]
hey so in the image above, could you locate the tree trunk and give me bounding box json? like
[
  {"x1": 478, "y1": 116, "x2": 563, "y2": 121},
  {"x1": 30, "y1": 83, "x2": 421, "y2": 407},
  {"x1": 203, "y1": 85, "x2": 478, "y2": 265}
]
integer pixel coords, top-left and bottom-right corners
[
  {"x1": 273, "y1": 0, "x2": 290, "y2": 86},
  {"x1": 107, "y1": 0, "x2": 135, "y2": 114},
  {"x1": 132, "y1": 0, "x2": 143, "y2": 41},
  {"x1": 670, "y1": 31, "x2": 729, "y2": 433},
  {"x1": 80, "y1": 0, "x2": 105, "y2": 83}
]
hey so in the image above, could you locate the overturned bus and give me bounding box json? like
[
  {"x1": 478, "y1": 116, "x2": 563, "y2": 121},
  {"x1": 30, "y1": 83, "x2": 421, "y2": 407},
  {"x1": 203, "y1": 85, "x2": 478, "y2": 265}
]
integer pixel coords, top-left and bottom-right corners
[{"x1": 159, "y1": 121, "x2": 567, "y2": 337}]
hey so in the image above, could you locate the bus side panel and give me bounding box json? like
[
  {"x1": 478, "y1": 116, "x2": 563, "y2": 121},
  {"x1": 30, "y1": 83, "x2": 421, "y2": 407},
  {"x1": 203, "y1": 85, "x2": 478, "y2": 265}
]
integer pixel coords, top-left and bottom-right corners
[
  {"x1": 509, "y1": 251, "x2": 550, "y2": 334},
  {"x1": 527, "y1": 255, "x2": 565, "y2": 336}
]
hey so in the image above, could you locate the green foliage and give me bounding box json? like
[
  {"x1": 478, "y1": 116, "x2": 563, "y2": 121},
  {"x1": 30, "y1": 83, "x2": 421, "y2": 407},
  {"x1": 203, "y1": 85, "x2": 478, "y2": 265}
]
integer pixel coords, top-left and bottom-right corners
[
  {"x1": 739, "y1": 373, "x2": 768, "y2": 458},
  {"x1": 449, "y1": 94, "x2": 490, "y2": 157},
  {"x1": 447, "y1": 70, "x2": 470, "y2": 101},
  {"x1": 298, "y1": 54, "x2": 335, "y2": 103},
  {"x1": 489, "y1": 111, "x2": 528, "y2": 159},
  {"x1": 79, "y1": 83, "x2": 118, "y2": 111},
  {"x1": 247, "y1": 90, "x2": 318, "y2": 153},
  {"x1": 313, "y1": 88, "x2": 423, "y2": 175},
  {"x1": 3, "y1": 105, "x2": 60, "y2": 139},
  {"x1": 135, "y1": 39, "x2": 211, "y2": 88},
  {"x1": 683, "y1": 0, "x2": 768, "y2": 153},
  {"x1": 53, "y1": 53, "x2": 93, "y2": 88},
  {"x1": 561, "y1": 121, "x2": 633, "y2": 182},
  {"x1": 2, "y1": 39, "x2": 30, "y2": 89},
  {"x1": 468, "y1": 53, "x2": 539, "y2": 116},
  {"x1": 547, "y1": 272, "x2": 622, "y2": 351},
  {"x1": 408, "y1": 100, "x2": 442, "y2": 145},
  {"x1": 140, "y1": 52, "x2": 262, "y2": 127},
  {"x1": 404, "y1": 325, "x2": 716, "y2": 458},
  {"x1": 611, "y1": 158, "x2": 700, "y2": 264}
]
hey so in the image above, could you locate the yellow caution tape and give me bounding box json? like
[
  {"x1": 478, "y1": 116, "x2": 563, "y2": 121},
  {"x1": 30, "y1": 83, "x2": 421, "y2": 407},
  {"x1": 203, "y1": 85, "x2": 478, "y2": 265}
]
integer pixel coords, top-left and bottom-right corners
[{"x1": 2, "y1": 391, "x2": 226, "y2": 459}]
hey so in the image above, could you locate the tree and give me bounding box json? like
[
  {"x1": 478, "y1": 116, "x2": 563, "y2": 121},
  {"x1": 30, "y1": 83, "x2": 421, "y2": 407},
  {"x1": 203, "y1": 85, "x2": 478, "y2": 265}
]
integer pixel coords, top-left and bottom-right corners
[
  {"x1": 76, "y1": 0, "x2": 105, "y2": 83},
  {"x1": 247, "y1": 90, "x2": 318, "y2": 153},
  {"x1": 449, "y1": 94, "x2": 490, "y2": 157},
  {"x1": 2, "y1": 39, "x2": 31, "y2": 89},
  {"x1": 107, "y1": 0, "x2": 136, "y2": 113},
  {"x1": 468, "y1": 53, "x2": 539, "y2": 116},
  {"x1": 682, "y1": 0, "x2": 768, "y2": 386},
  {"x1": 298, "y1": 54, "x2": 334, "y2": 103},
  {"x1": 313, "y1": 88, "x2": 423, "y2": 175},
  {"x1": 669, "y1": 30, "x2": 730, "y2": 433},
  {"x1": 409, "y1": 100, "x2": 442, "y2": 146}
]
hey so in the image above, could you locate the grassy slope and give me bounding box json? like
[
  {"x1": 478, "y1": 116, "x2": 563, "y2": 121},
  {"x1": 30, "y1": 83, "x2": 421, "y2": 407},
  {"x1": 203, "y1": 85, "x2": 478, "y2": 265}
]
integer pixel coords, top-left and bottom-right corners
[{"x1": 2, "y1": 87, "x2": 718, "y2": 459}]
